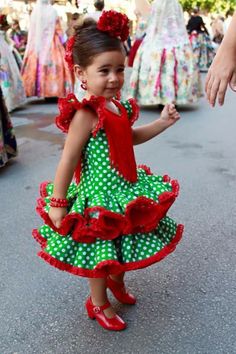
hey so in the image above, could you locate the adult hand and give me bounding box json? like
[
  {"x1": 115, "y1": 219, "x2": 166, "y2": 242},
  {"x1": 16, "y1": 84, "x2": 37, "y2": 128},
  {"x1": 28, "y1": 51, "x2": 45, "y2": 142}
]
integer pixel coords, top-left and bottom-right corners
[
  {"x1": 229, "y1": 71, "x2": 236, "y2": 92},
  {"x1": 205, "y1": 48, "x2": 236, "y2": 106}
]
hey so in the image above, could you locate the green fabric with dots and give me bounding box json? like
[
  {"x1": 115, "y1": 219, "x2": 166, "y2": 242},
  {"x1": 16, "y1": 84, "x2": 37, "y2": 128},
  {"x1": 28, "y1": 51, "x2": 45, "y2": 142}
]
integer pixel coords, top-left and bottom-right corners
[
  {"x1": 121, "y1": 100, "x2": 133, "y2": 118},
  {"x1": 39, "y1": 216, "x2": 177, "y2": 268},
  {"x1": 37, "y1": 101, "x2": 180, "y2": 273}
]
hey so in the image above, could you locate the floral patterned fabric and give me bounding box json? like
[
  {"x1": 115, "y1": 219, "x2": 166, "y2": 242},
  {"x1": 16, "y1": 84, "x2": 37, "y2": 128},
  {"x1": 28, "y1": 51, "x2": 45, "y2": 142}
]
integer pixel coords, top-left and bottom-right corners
[
  {"x1": 0, "y1": 30, "x2": 26, "y2": 112},
  {"x1": 0, "y1": 87, "x2": 17, "y2": 167},
  {"x1": 21, "y1": 19, "x2": 72, "y2": 98},
  {"x1": 33, "y1": 95, "x2": 183, "y2": 278},
  {"x1": 128, "y1": 43, "x2": 202, "y2": 106},
  {"x1": 126, "y1": 0, "x2": 202, "y2": 106},
  {"x1": 189, "y1": 32, "x2": 215, "y2": 72}
]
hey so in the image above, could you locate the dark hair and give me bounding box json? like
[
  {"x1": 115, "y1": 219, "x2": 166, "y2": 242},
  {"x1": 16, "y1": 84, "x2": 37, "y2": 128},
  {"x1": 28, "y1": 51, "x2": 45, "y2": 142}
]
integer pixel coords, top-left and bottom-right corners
[
  {"x1": 71, "y1": 12, "x2": 80, "y2": 21},
  {"x1": 193, "y1": 7, "x2": 199, "y2": 14},
  {"x1": 73, "y1": 18, "x2": 125, "y2": 68},
  {"x1": 226, "y1": 9, "x2": 234, "y2": 17},
  {"x1": 94, "y1": 0, "x2": 104, "y2": 11}
]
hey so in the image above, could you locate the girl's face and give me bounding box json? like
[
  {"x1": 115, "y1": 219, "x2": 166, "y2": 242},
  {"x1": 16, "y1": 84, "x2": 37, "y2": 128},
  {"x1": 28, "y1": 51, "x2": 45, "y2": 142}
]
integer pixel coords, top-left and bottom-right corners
[{"x1": 76, "y1": 50, "x2": 125, "y2": 100}]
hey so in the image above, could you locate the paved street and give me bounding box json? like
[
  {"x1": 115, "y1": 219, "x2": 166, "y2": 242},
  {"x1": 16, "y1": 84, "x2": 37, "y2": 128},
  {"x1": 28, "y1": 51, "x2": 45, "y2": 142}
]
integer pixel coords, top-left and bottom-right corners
[{"x1": 1, "y1": 78, "x2": 236, "y2": 354}]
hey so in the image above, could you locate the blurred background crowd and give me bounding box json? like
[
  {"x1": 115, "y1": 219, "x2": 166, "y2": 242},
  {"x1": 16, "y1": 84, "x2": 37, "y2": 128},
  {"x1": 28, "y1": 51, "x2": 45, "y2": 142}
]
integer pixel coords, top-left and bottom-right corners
[{"x1": 0, "y1": 0, "x2": 235, "y2": 167}]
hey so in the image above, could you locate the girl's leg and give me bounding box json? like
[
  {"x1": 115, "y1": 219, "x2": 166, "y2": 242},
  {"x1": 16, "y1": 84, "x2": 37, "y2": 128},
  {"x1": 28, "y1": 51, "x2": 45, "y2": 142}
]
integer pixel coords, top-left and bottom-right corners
[{"x1": 88, "y1": 278, "x2": 116, "y2": 318}]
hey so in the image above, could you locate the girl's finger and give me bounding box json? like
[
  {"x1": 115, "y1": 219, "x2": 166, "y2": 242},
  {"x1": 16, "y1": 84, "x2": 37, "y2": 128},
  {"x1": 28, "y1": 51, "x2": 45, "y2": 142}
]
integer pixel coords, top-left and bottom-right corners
[
  {"x1": 169, "y1": 107, "x2": 176, "y2": 115},
  {"x1": 167, "y1": 103, "x2": 174, "y2": 112}
]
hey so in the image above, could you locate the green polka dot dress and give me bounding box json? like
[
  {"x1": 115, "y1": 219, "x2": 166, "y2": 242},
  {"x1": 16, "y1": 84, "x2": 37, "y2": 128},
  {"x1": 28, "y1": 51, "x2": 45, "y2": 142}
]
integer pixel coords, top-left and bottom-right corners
[{"x1": 33, "y1": 94, "x2": 184, "y2": 277}]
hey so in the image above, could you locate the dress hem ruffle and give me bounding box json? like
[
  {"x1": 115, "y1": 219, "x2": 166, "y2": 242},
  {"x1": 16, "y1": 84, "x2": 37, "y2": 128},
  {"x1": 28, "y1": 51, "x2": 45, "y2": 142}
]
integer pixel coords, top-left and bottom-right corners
[
  {"x1": 36, "y1": 173, "x2": 179, "y2": 243},
  {"x1": 34, "y1": 224, "x2": 184, "y2": 278}
]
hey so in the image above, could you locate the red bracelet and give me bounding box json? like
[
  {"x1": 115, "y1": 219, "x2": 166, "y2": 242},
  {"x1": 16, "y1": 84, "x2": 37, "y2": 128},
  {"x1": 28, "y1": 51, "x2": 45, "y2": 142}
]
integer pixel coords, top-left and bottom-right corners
[{"x1": 50, "y1": 197, "x2": 68, "y2": 208}]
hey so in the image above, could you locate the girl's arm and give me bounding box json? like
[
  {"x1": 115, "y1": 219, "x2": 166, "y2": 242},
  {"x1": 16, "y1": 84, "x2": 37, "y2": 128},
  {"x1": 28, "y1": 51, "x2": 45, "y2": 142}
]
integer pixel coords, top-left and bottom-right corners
[
  {"x1": 49, "y1": 109, "x2": 97, "y2": 228},
  {"x1": 132, "y1": 104, "x2": 180, "y2": 145},
  {"x1": 205, "y1": 11, "x2": 236, "y2": 106}
]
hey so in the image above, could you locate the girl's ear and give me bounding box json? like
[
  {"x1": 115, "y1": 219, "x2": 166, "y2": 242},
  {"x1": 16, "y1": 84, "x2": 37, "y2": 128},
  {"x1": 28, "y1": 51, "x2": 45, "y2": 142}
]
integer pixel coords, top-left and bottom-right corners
[{"x1": 74, "y1": 65, "x2": 86, "y2": 81}]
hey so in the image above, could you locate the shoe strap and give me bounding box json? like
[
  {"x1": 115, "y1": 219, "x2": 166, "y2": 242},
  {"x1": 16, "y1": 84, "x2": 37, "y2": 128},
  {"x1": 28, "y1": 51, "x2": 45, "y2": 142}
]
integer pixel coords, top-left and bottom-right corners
[
  {"x1": 99, "y1": 301, "x2": 111, "y2": 310},
  {"x1": 92, "y1": 299, "x2": 111, "y2": 314}
]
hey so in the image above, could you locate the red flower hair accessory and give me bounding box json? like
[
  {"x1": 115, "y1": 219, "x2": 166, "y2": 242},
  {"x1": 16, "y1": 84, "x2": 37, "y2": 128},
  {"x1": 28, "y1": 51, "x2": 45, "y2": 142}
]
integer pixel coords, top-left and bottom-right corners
[
  {"x1": 65, "y1": 36, "x2": 76, "y2": 71},
  {"x1": 97, "y1": 10, "x2": 129, "y2": 42}
]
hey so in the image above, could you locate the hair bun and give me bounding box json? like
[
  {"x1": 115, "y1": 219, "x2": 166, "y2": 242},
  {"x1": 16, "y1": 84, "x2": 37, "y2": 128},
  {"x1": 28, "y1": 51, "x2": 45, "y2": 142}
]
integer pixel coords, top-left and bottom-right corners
[{"x1": 74, "y1": 17, "x2": 97, "y2": 35}]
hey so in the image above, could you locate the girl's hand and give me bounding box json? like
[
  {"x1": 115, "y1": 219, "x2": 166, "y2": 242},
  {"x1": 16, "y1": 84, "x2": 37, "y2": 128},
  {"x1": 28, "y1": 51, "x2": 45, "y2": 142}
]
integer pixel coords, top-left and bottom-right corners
[
  {"x1": 49, "y1": 207, "x2": 67, "y2": 228},
  {"x1": 159, "y1": 104, "x2": 180, "y2": 127}
]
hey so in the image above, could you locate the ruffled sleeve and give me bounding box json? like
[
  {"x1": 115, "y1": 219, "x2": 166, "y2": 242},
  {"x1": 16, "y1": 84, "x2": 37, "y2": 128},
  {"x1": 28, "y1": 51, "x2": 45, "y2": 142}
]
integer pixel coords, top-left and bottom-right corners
[
  {"x1": 55, "y1": 93, "x2": 106, "y2": 134},
  {"x1": 56, "y1": 93, "x2": 82, "y2": 133},
  {"x1": 120, "y1": 98, "x2": 140, "y2": 126}
]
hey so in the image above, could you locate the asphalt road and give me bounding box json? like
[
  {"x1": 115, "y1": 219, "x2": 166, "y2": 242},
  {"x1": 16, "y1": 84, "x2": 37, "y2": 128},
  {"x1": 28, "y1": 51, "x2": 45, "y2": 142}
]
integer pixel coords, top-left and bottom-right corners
[{"x1": 1, "y1": 79, "x2": 236, "y2": 354}]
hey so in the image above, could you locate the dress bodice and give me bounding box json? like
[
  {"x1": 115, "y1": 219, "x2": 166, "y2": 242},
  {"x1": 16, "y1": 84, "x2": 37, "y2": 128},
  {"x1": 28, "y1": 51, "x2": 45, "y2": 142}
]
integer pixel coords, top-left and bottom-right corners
[{"x1": 56, "y1": 94, "x2": 139, "y2": 183}]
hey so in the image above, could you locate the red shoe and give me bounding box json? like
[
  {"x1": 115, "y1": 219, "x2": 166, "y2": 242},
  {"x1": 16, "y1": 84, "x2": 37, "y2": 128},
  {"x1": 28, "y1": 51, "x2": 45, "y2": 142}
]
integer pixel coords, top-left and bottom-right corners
[
  {"x1": 107, "y1": 277, "x2": 136, "y2": 305},
  {"x1": 85, "y1": 297, "x2": 127, "y2": 331}
]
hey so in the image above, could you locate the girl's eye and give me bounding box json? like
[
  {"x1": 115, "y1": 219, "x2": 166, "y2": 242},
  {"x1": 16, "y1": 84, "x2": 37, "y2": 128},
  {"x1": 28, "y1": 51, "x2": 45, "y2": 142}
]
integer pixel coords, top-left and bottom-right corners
[
  {"x1": 100, "y1": 69, "x2": 109, "y2": 74},
  {"x1": 117, "y1": 68, "x2": 125, "y2": 73}
]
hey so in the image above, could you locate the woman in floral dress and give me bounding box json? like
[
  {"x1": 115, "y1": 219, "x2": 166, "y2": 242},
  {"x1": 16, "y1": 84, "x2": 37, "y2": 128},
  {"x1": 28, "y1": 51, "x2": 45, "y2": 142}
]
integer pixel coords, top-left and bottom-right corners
[
  {"x1": 187, "y1": 8, "x2": 215, "y2": 72},
  {"x1": 21, "y1": 0, "x2": 73, "y2": 98},
  {"x1": 129, "y1": 0, "x2": 202, "y2": 106},
  {"x1": 0, "y1": 86, "x2": 17, "y2": 167},
  {"x1": 0, "y1": 14, "x2": 26, "y2": 112}
]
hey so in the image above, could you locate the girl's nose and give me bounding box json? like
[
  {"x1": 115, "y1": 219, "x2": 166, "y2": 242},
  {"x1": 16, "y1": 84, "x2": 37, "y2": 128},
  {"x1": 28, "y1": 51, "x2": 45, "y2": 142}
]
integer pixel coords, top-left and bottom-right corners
[{"x1": 109, "y1": 73, "x2": 118, "y2": 82}]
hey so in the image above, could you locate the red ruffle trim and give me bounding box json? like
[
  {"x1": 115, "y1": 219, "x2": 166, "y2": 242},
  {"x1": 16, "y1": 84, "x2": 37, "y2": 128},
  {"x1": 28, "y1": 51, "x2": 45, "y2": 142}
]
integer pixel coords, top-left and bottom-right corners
[
  {"x1": 35, "y1": 176, "x2": 179, "y2": 244},
  {"x1": 124, "y1": 178, "x2": 179, "y2": 234},
  {"x1": 32, "y1": 229, "x2": 47, "y2": 248},
  {"x1": 36, "y1": 198, "x2": 86, "y2": 237},
  {"x1": 128, "y1": 98, "x2": 140, "y2": 126},
  {"x1": 55, "y1": 93, "x2": 106, "y2": 135},
  {"x1": 36, "y1": 224, "x2": 184, "y2": 278},
  {"x1": 56, "y1": 93, "x2": 81, "y2": 133},
  {"x1": 163, "y1": 175, "x2": 171, "y2": 182},
  {"x1": 39, "y1": 180, "x2": 52, "y2": 198},
  {"x1": 55, "y1": 94, "x2": 140, "y2": 134},
  {"x1": 74, "y1": 207, "x2": 126, "y2": 242},
  {"x1": 138, "y1": 164, "x2": 153, "y2": 175}
]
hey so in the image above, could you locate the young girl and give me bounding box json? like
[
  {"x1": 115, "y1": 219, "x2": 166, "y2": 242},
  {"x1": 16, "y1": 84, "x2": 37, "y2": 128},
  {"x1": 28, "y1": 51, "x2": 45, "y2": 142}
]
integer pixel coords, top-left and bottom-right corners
[{"x1": 33, "y1": 11, "x2": 184, "y2": 331}]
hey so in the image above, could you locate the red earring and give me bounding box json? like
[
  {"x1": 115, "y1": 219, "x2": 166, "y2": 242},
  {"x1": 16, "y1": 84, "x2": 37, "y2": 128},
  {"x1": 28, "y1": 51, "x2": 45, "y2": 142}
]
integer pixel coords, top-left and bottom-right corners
[
  {"x1": 115, "y1": 91, "x2": 121, "y2": 100},
  {"x1": 81, "y1": 80, "x2": 87, "y2": 90}
]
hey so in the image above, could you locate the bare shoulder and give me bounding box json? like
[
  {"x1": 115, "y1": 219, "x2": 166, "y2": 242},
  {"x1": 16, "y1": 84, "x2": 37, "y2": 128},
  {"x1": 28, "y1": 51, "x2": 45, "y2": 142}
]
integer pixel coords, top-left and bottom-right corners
[
  {"x1": 65, "y1": 108, "x2": 98, "y2": 154},
  {"x1": 69, "y1": 107, "x2": 98, "y2": 133}
]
